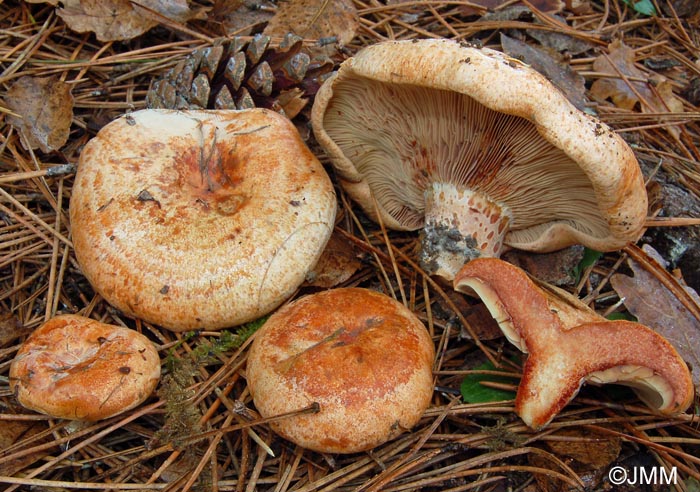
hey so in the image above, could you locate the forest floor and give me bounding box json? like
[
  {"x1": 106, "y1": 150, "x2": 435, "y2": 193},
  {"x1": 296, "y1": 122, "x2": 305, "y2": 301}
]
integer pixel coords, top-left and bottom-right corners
[{"x1": 0, "y1": 0, "x2": 699, "y2": 491}]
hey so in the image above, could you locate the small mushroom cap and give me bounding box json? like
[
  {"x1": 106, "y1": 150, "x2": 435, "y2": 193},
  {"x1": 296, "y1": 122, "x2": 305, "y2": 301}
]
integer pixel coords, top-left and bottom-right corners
[
  {"x1": 70, "y1": 108, "x2": 336, "y2": 331},
  {"x1": 312, "y1": 39, "x2": 647, "y2": 256},
  {"x1": 10, "y1": 315, "x2": 161, "y2": 421},
  {"x1": 454, "y1": 258, "x2": 694, "y2": 429},
  {"x1": 246, "y1": 288, "x2": 435, "y2": 454}
]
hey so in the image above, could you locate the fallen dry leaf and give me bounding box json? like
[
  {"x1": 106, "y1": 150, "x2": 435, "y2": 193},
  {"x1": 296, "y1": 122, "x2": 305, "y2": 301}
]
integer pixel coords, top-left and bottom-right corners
[
  {"x1": 480, "y1": 5, "x2": 533, "y2": 21},
  {"x1": 263, "y1": 0, "x2": 358, "y2": 49},
  {"x1": 5, "y1": 75, "x2": 74, "y2": 153},
  {"x1": 610, "y1": 245, "x2": 700, "y2": 391},
  {"x1": 661, "y1": 0, "x2": 699, "y2": 16},
  {"x1": 530, "y1": 427, "x2": 621, "y2": 491},
  {"x1": 304, "y1": 230, "x2": 362, "y2": 288},
  {"x1": 502, "y1": 245, "x2": 585, "y2": 287},
  {"x1": 461, "y1": 301, "x2": 508, "y2": 340},
  {"x1": 501, "y1": 34, "x2": 587, "y2": 110},
  {"x1": 526, "y1": 19, "x2": 594, "y2": 56},
  {"x1": 0, "y1": 420, "x2": 52, "y2": 476},
  {"x1": 564, "y1": 0, "x2": 593, "y2": 14},
  {"x1": 276, "y1": 88, "x2": 309, "y2": 120},
  {"x1": 544, "y1": 427, "x2": 621, "y2": 466},
  {"x1": 435, "y1": 289, "x2": 504, "y2": 340},
  {"x1": 218, "y1": 0, "x2": 275, "y2": 36},
  {"x1": 460, "y1": 0, "x2": 564, "y2": 17},
  {"x1": 683, "y1": 77, "x2": 700, "y2": 106},
  {"x1": 57, "y1": 0, "x2": 197, "y2": 42},
  {"x1": 590, "y1": 40, "x2": 684, "y2": 136},
  {"x1": 0, "y1": 313, "x2": 30, "y2": 348}
]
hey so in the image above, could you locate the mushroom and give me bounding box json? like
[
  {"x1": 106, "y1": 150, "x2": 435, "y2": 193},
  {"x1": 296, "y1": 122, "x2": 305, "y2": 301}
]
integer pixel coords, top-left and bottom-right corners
[
  {"x1": 9, "y1": 315, "x2": 161, "y2": 421},
  {"x1": 246, "y1": 287, "x2": 435, "y2": 453},
  {"x1": 70, "y1": 108, "x2": 336, "y2": 331},
  {"x1": 454, "y1": 258, "x2": 694, "y2": 429},
  {"x1": 311, "y1": 39, "x2": 647, "y2": 280}
]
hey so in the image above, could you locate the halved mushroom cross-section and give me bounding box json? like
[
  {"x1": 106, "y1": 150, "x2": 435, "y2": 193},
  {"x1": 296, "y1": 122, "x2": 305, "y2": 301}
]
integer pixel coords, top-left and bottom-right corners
[
  {"x1": 312, "y1": 39, "x2": 648, "y2": 280},
  {"x1": 454, "y1": 258, "x2": 694, "y2": 429}
]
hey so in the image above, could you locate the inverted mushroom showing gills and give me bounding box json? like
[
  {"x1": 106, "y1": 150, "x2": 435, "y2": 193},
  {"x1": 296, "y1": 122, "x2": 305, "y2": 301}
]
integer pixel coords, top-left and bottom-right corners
[
  {"x1": 312, "y1": 39, "x2": 647, "y2": 280},
  {"x1": 454, "y1": 258, "x2": 694, "y2": 429},
  {"x1": 70, "y1": 109, "x2": 336, "y2": 331},
  {"x1": 10, "y1": 315, "x2": 161, "y2": 421},
  {"x1": 246, "y1": 288, "x2": 435, "y2": 453}
]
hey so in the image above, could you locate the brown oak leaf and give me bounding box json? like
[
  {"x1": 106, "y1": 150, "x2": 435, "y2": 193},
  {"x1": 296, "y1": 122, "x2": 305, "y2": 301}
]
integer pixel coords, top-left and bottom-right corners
[
  {"x1": 591, "y1": 40, "x2": 684, "y2": 138},
  {"x1": 590, "y1": 41, "x2": 683, "y2": 111},
  {"x1": 460, "y1": 0, "x2": 564, "y2": 16},
  {"x1": 0, "y1": 420, "x2": 52, "y2": 476},
  {"x1": 531, "y1": 427, "x2": 621, "y2": 491},
  {"x1": 501, "y1": 34, "x2": 587, "y2": 111},
  {"x1": 5, "y1": 76, "x2": 74, "y2": 153},
  {"x1": 0, "y1": 313, "x2": 30, "y2": 348},
  {"x1": 57, "y1": 0, "x2": 197, "y2": 42},
  {"x1": 219, "y1": 1, "x2": 275, "y2": 37},
  {"x1": 263, "y1": 0, "x2": 358, "y2": 51},
  {"x1": 304, "y1": 231, "x2": 362, "y2": 288},
  {"x1": 611, "y1": 245, "x2": 700, "y2": 391},
  {"x1": 502, "y1": 245, "x2": 585, "y2": 287}
]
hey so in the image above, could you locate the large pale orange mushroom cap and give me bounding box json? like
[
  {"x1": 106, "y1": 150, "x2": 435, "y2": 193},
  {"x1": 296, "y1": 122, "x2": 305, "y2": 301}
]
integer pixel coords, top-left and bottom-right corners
[
  {"x1": 246, "y1": 288, "x2": 435, "y2": 454},
  {"x1": 10, "y1": 315, "x2": 161, "y2": 421},
  {"x1": 312, "y1": 39, "x2": 647, "y2": 280},
  {"x1": 70, "y1": 109, "x2": 336, "y2": 331}
]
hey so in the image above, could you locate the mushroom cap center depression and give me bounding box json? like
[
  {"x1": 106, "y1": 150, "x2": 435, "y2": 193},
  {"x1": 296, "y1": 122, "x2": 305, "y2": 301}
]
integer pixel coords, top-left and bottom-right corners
[
  {"x1": 132, "y1": 124, "x2": 255, "y2": 223},
  {"x1": 321, "y1": 77, "x2": 608, "y2": 244},
  {"x1": 70, "y1": 109, "x2": 336, "y2": 330},
  {"x1": 246, "y1": 287, "x2": 435, "y2": 454},
  {"x1": 269, "y1": 316, "x2": 428, "y2": 408},
  {"x1": 85, "y1": 118, "x2": 297, "y2": 257}
]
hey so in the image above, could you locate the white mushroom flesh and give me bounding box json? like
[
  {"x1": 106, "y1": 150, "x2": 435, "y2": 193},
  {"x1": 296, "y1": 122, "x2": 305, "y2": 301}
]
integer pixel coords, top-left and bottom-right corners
[
  {"x1": 586, "y1": 365, "x2": 672, "y2": 409},
  {"x1": 456, "y1": 277, "x2": 527, "y2": 352}
]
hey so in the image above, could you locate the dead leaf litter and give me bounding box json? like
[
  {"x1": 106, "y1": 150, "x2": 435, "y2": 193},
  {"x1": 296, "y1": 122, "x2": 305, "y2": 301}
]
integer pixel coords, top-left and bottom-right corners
[{"x1": 1, "y1": 0, "x2": 699, "y2": 491}]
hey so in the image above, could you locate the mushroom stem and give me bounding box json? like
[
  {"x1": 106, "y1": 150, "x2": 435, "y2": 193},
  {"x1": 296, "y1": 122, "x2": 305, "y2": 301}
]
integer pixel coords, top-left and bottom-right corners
[{"x1": 420, "y1": 183, "x2": 512, "y2": 280}]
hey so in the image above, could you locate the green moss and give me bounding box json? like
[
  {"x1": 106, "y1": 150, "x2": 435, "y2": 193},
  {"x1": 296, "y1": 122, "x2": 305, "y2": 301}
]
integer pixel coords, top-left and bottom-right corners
[
  {"x1": 155, "y1": 317, "x2": 268, "y2": 448},
  {"x1": 481, "y1": 417, "x2": 526, "y2": 451},
  {"x1": 155, "y1": 356, "x2": 202, "y2": 449},
  {"x1": 190, "y1": 317, "x2": 266, "y2": 364}
]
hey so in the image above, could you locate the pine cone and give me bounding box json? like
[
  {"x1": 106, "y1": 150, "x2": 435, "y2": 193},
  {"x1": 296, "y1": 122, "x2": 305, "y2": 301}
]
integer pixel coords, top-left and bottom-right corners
[{"x1": 146, "y1": 33, "x2": 335, "y2": 119}]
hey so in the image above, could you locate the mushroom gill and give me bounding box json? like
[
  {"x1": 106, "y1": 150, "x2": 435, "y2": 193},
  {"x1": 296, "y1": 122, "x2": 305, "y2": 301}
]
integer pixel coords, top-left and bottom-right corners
[
  {"x1": 323, "y1": 79, "x2": 604, "y2": 234},
  {"x1": 312, "y1": 39, "x2": 647, "y2": 281}
]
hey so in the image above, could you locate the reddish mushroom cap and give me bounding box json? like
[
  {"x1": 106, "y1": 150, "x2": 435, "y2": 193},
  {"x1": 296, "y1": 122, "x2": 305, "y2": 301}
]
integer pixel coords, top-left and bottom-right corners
[
  {"x1": 246, "y1": 288, "x2": 435, "y2": 453},
  {"x1": 10, "y1": 315, "x2": 161, "y2": 421}
]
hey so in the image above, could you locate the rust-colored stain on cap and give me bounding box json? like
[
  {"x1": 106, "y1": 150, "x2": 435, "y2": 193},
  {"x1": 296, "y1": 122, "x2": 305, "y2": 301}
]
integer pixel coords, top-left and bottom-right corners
[
  {"x1": 247, "y1": 288, "x2": 435, "y2": 453},
  {"x1": 70, "y1": 109, "x2": 337, "y2": 331}
]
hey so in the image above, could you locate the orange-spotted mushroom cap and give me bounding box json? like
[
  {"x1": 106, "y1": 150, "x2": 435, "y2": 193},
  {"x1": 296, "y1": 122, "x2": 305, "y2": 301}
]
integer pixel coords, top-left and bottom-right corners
[
  {"x1": 246, "y1": 287, "x2": 435, "y2": 453},
  {"x1": 312, "y1": 39, "x2": 647, "y2": 280},
  {"x1": 70, "y1": 109, "x2": 336, "y2": 331},
  {"x1": 10, "y1": 315, "x2": 161, "y2": 421},
  {"x1": 454, "y1": 258, "x2": 694, "y2": 429}
]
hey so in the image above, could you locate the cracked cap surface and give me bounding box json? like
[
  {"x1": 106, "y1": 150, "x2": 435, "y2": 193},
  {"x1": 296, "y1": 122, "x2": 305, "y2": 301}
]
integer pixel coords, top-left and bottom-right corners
[{"x1": 70, "y1": 109, "x2": 337, "y2": 331}]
